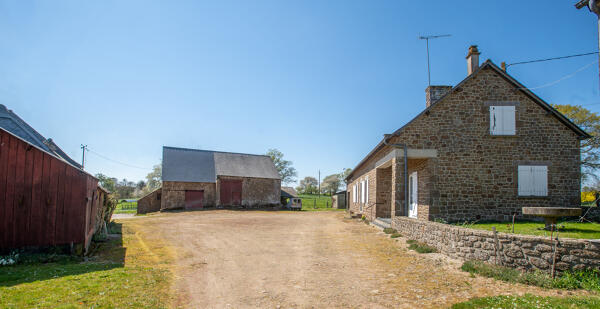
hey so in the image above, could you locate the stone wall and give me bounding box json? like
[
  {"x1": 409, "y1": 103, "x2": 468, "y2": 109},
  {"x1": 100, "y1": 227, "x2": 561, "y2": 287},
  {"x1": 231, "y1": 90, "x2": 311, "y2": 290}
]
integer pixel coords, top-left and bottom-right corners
[
  {"x1": 217, "y1": 176, "x2": 280, "y2": 207},
  {"x1": 392, "y1": 216, "x2": 600, "y2": 273},
  {"x1": 137, "y1": 188, "x2": 162, "y2": 214},
  {"x1": 347, "y1": 65, "x2": 582, "y2": 223},
  {"x1": 161, "y1": 181, "x2": 216, "y2": 210}
]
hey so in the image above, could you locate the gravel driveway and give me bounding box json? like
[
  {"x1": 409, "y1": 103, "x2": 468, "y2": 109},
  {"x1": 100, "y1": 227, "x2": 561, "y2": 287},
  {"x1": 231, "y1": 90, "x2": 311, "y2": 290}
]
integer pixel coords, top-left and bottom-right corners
[{"x1": 122, "y1": 210, "x2": 579, "y2": 308}]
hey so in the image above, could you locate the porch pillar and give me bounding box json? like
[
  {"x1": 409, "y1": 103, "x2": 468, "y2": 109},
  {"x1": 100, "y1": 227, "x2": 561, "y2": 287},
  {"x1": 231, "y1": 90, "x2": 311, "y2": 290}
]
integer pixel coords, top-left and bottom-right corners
[{"x1": 391, "y1": 157, "x2": 406, "y2": 217}]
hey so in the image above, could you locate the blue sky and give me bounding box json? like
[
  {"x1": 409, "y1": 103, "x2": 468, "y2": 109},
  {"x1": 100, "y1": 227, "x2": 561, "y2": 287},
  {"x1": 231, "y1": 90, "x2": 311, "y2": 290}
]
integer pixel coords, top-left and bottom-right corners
[{"x1": 0, "y1": 1, "x2": 598, "y2": 185}]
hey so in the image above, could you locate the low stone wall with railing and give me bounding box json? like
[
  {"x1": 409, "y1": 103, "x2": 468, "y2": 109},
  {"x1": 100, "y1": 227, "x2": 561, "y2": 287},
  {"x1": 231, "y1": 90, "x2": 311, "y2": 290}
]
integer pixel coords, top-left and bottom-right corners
[{"x1": 392, "y1": 216, "x2": 600, "y2": 273}]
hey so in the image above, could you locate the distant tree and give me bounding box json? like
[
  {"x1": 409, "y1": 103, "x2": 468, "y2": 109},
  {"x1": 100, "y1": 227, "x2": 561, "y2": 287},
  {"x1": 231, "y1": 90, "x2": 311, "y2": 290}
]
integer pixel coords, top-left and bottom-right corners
[
  {"x1": 95, "y1": 173, "x2": 116, "y2": 193},
  {"x1": 296, "y1": 176, "x2": 318, "y2": 194},
  {"x1": 136, "y1": 180, "x2": 146, "y2": 190},
  {"x1": 554, "y1": 104, "x2": 600, "y2": 183},
  {"x1": 339, "y1": 168, "x2": 352, "y2": 190},
  {"x1": 266, "y1": 149, "x2": 297, "y2": 185},
  {"x1": 145, "y1": 164, "x2": 162, "y2": 191},
  {"x1": 321, "y1": 174, "x2": 341, "y2": 195}
]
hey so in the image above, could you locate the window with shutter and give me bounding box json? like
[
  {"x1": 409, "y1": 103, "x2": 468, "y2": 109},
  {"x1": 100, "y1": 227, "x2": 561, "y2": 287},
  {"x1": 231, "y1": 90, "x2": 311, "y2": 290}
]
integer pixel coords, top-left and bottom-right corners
[
  {"x1": 365, "y1": 176, "x2": 369, "y2": 204},
  {"x1": 490, "y1": 106, "x2": 516, "y2": 135},
  {"x1": 518, "y1": 165, "x2": 548, "y2": 196}
]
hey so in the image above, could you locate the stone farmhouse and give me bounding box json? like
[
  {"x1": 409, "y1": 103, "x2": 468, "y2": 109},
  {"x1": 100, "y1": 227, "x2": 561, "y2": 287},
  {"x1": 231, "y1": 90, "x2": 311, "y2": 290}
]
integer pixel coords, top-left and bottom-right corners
[
  {"x1": 138, "y1": 146, "x2": 281, "y2": 213},
  {"x1": 346, "y1": 46, "x2": 590, "y2": 224}
]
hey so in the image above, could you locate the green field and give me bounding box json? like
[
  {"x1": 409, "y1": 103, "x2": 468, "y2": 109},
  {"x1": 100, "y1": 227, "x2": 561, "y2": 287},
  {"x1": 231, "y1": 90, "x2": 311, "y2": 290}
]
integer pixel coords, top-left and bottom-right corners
[
  {"x1": 458, "y1": 221, "x2": 600, "y2": 239},
  {"x1": 297, "y1": 194, "x2": 345, "y2": 211},
  {"x1": 114, "y1": 201, "x2": 137, "y2": 214}
]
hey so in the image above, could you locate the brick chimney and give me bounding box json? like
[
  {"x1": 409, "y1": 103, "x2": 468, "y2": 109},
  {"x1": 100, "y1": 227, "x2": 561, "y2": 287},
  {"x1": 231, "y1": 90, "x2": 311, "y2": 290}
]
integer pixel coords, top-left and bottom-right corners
[
  {"x1": 466, "y1": 45, "x2": 480, "y2": 75},
  {"x1": 426, "y1": 85, "x2": 452, "y2": 107}
]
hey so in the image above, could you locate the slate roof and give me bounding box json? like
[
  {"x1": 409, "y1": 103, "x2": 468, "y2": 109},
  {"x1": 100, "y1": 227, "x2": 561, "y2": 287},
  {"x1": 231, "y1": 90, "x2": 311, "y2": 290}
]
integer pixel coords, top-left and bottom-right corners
[
  {"x1": 346, "y1": 60, "x2": 591, "y2": 181},
  {"x1": 162, "y1": 146, "x2": 280, "y2": 183},
  {"x1": 0, "y1": 104, "x2": 83, "y2": 169},
  {"x1": 281, "y1": 186, "x2": 298, "y2": 198}
]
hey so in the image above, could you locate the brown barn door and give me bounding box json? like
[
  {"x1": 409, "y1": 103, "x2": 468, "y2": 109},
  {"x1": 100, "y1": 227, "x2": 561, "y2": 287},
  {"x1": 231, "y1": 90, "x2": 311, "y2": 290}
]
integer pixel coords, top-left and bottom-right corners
[
  {"x1": 185, "y1": 190, "x2": 204, "y2": 209},
  {"x1": 220, "y1": 179, "x2": 242, "y2": 206}
]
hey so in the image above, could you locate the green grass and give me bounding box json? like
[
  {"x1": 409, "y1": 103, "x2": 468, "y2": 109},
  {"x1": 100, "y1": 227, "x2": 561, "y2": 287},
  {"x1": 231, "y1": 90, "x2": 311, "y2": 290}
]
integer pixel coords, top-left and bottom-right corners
[
  {"x1": 298, "y1": 194, "x2": 345, "y2": 211},
  {"x1": 461, "y1": 260, "x2": 600, "y2": 292},
  {"x1": 452, "y1": 294, "x2": 600, "y2": 309},
  {"x1": 406, "y1": 239, "x2": 437, "y2": 253},
  {"x1": 459, "y1": 221, "x2": 600, "y2": 239},
  {"x1": 0, "y1": 222, "x2": 172, "y2": 308},
  {"x1": 114, "y1": 201, "x2": 137, "y2": 214},
  {"x1": 383, "y1": 228, "x2": 396, "y2": 234},
  {"x1": 390, "y1": 233, "x2": 402, "y2": 238}
]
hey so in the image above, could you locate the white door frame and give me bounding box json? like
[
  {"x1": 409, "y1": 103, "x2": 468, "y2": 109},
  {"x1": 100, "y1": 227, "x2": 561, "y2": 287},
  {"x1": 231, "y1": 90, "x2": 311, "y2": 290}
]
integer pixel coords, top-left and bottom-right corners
[{"x1": 409, "y1": 171, "x2": 418, "y2": 218}]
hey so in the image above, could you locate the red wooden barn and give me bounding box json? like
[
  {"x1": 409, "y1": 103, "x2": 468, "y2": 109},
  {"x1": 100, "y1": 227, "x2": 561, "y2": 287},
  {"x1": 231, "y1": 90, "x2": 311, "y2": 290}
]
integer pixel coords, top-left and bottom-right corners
[{"x1": 0, "y1": 105, "x2": 105, "y2": 253}]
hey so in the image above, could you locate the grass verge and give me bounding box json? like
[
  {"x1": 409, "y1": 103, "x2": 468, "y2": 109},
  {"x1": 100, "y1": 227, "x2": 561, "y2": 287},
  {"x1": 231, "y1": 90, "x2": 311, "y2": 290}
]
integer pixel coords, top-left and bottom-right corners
[
  {"x1": 452, "y1": 294, "x2": 600, "y2": 309},
  {"x1": 458, "y1": 221, "x2": 600, "y2": 239},
  {"x1": 406, "y1": 239, "x2": 437, "y2": 253},
  {"x1": 461, "y1": 260, "x2": 600, "y2": 292},
  {"x1": 0, "y1": 221, "x2": 173, "y2": 308}
]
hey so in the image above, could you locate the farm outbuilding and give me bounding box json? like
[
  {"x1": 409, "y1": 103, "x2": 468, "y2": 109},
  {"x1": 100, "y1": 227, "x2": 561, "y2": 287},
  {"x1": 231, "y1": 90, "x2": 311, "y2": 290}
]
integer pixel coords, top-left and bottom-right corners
[
  {"x1": 159, "y1": 146, "x2": 281, "y2": 211},
  {"x1": 137, "y1": 188, "x2": 162, "y2": 214},
  {"x1": 0, "y1": 128, "x2": 105, "y2": 253},
  {"x1": 332, "y1": 191, "x2": 347, "y2": 209},
  {"x1": 0, "y1": 105, "x2": 111, "y2": 253}
]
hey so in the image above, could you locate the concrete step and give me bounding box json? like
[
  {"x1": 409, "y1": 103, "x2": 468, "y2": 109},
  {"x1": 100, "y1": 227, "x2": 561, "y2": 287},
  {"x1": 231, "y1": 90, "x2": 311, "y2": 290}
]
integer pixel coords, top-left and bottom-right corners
[{"x1": 372, "y1": 217, "x2": 392, "y2": 229}]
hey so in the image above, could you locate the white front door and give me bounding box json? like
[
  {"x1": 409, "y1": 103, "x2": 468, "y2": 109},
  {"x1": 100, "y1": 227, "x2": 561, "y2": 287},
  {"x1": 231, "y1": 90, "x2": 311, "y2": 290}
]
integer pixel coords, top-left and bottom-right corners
[{"x1": 408, "y1": 171, "x2": 418, "y2": 218}]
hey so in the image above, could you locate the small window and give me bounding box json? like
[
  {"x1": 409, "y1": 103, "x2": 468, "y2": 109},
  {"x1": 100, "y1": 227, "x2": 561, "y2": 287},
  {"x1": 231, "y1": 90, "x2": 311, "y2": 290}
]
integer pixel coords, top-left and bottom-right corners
[
  {"x1": 518, "y1": 165, "x2": 548, "y2": 196},
  {"x1": 157, "y1": 193, "x2": 161, "y2": 200},
  {"x1": 490, "y1": 106, "x2": 516, "y2": 135}
]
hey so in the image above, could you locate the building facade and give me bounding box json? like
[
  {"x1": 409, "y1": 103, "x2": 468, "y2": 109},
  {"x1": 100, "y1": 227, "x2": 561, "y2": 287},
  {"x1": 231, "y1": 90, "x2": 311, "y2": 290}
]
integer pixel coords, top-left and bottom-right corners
[
  {"x1": 346, "y1": 46, "x2": 589, "y2": 223},
  {"x1": 159, "y1": 146, "x2": 281, "y2": 211}
]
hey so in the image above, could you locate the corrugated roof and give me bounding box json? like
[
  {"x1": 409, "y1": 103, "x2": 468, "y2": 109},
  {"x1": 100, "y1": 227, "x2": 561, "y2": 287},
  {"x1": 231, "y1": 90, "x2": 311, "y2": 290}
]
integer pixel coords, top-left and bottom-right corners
[
  {"x1": 281, "y1": 186, "x2": 298, "y2": 198},
  {"x1": 162, "y1": 146, "x2": 280, "y2": 183},
  {"x1": 0, "y1": 104, "x2": 83, "y2": 169}
]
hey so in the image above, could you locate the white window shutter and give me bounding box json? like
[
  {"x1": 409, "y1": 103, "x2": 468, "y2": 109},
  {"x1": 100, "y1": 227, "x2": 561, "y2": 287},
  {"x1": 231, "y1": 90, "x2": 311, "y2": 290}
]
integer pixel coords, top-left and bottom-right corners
[
  {"x1": 534, "y1": 166, "x2": 548, "y2": 196},
  {"x1": 365, "y1": 177, "x2": 369, "y2": 203},
  {"x1": 361, "y1": 180, "x2": 366, "y2": 204},
  {"x1": 490, "y1": 106, "x2": 499, "y2": 134},
  {"x1": 518, "y1": 165, "x2": 548, "y2": 196},
  {"x1": 518, "y1": 166, "x2": 532, "y2": 195},
  {"x1": 502, "y1": 106, "x2": 516, "y2": 135}
]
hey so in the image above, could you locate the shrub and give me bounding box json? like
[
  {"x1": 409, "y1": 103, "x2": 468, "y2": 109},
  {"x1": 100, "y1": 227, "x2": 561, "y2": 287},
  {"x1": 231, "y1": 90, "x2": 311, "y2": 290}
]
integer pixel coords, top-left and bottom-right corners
[
  {"x1": 361, "y1": 215, "x2": 366, "y2": 221},
  {"x1": 461, "y1": 260, "x2": 600, "y2": 292},
  {"x1": 383, "y1": 228, "x2": 396, "y2": 234},
  {"x1": 406, "y1": 240, "x2": 437, "y2": 253},
  {"x1": 0, "y1": 251, "x2": 19, "y2": 266},
  {"x1": 390, "y1": 233, "x2": 402, "y2": 238}
]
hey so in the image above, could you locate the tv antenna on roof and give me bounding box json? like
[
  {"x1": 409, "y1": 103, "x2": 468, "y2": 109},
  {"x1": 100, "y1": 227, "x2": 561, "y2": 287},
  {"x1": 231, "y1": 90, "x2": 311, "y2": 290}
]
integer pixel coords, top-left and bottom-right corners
[{"x1": 419, "y1": 34, "x2": 452, "y2": 86}]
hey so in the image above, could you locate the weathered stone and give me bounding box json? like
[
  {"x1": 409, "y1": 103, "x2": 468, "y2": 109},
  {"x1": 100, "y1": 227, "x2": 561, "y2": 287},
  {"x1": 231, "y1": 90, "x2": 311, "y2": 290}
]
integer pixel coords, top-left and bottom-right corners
[
  {"x1": 529, "y1": 257, "x2": 549, "y2": 269},
  {"x1": 535, "y1": 244, "x2": 553, "y2": 252}
]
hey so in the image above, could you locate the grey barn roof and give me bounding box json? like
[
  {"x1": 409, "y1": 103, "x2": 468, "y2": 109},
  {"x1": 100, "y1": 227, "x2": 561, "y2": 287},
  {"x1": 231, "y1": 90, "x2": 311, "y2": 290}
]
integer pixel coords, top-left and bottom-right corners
[
  {"x1": 0, "y1": 104, "x2": 83, "y2": 169},
  {"x1": 162, "y1": 146, "x2": 280, "y2": 183}
]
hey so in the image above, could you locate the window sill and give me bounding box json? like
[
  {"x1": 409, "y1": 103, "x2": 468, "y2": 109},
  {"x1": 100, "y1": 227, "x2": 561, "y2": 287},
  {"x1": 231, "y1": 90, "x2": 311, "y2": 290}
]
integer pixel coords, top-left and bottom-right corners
[
  {"x1": 490, "y1": 134, "x2": 518, "y2": 138},
  {"x1": 517, "y1": 195, "x2": 550, "y2": 199}
]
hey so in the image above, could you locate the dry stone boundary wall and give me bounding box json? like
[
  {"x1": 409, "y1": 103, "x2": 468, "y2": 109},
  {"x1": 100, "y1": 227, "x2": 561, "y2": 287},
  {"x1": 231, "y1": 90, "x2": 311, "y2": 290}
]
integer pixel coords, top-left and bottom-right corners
[{"x1": 392, "y1": 216, "x2": 600, "y2": 273}]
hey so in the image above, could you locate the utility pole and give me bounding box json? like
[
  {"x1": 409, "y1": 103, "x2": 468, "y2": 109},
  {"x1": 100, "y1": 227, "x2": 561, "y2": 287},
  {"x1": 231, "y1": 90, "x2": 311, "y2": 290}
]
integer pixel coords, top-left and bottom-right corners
[
  {"x1": 80, "y1": 144, "x2": 88, "y2": 169},
  {"x1": 576, "y1": 0, "x2": 600, "y2": 89},
  {"x1": 318, "y1": 169, "x2": 321, "y2": 198},
  {"x1": 418, "y1": 34, "x2": 451, "y2": 87}
]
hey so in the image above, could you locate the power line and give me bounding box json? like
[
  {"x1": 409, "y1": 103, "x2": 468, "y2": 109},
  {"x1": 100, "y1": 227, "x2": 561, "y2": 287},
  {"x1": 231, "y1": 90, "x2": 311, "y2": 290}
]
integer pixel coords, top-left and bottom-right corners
[
  {"x1": 507, "y1": 51, "x2": 599, "y2": 67},
  {"x1": 517, "y1": 60, "x2": 598, "y2": 91},
  {"x1": 86, "y1": 147, "x2": 153, "y2": 170}
]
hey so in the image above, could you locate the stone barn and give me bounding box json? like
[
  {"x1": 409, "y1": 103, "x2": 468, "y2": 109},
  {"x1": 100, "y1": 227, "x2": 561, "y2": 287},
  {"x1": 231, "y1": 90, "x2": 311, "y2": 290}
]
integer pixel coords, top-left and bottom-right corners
[{"x1": 160, "y1": 146, "x2": 281, "y2": 210}]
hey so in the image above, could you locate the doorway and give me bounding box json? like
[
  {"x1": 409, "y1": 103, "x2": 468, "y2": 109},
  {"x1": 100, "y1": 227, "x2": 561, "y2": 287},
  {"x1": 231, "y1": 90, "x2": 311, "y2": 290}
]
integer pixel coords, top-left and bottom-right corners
[
  {"x1": 185, "y1": 190, "x2": 204, "y2": 209},
  {"x1": 408, "y1": 171, "x2": 418, "y2": 218}
]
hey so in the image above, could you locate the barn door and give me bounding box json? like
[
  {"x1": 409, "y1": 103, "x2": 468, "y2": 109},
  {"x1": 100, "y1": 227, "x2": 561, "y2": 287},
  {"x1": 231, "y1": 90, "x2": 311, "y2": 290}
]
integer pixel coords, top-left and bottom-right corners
[
  {"x1": 220, "y1": 179, "x2": 242, "y2": 206},
  {"x1": 185, "y1": 190, "x2": 204, "y2": 209}
]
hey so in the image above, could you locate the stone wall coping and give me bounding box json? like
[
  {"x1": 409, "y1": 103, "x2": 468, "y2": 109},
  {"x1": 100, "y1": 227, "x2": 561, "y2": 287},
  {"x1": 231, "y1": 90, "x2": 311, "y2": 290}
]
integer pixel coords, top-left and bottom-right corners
[{"x1": 394, "y1": 216, "x2": 595, "y2": 245}]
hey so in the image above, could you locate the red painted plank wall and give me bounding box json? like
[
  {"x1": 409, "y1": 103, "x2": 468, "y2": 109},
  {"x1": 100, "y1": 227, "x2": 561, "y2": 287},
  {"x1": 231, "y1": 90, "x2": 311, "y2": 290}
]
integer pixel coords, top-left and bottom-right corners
[{"x1": 0, "y1": 128, "x2": 99, "y2": 250}]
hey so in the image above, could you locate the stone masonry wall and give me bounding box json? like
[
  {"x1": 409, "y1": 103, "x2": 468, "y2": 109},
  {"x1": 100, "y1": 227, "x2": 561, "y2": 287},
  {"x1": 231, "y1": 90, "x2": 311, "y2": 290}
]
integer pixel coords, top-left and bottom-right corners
[
  {"x1": 161, "y1": 181, "x2": 216, "y2": 210},
  {"x1": 217, "y1": 176, "x2": 281, "y2": 207},
  {"x1": 137, "y1": 188, "x2": 162, "y2": 214},
  {"x1": 347, "y1": 65, "x2": 582, "y2": 222},
  {"x1": 392, "y1": 216, "x2": 600, "y2": 273}
]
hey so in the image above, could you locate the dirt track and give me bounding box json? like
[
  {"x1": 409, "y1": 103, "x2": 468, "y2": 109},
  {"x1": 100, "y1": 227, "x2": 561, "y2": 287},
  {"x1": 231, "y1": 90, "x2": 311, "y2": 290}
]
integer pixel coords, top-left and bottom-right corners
[{"x1": 123, "y1": 210, "x2": 582, "y2": 308}]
